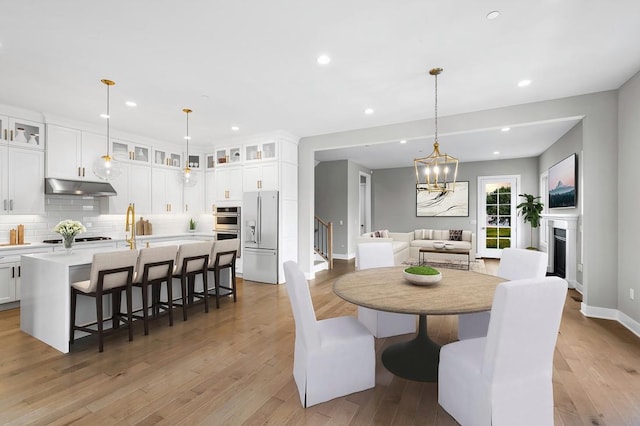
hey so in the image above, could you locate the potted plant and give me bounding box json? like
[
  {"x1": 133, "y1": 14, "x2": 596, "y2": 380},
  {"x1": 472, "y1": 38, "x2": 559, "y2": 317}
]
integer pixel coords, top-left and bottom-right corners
[
  {"x1": 517, "y1": 193, "x2": 544, "y2": 249},
  {"x1": 188, "y1": 218, "x2": 197, "y2": 232}
]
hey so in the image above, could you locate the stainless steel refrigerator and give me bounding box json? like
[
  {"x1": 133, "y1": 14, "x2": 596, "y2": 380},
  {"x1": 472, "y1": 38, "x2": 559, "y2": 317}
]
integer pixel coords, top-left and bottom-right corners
[{"x1": 243, "y1": 190, "x2": 279, "y2": 284}]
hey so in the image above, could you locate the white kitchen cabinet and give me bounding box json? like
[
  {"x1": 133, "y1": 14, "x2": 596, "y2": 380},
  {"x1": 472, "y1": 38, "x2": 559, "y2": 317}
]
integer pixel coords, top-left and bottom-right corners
[
  {"x1": 215, "y1": 166, "x2": 243, "y2": 202},
  {"x1": 1, "y1": 146, "x2": 45, "y2": 214},
  {"x1": 152, "y1": 168, "x2": 183, "y2": 213},
  {"x1": 242, "y1": 162, "x2": 278, "y2": 192},
  {"x1": 205, "y1": 170, "x2": 216, "y2": 213},
  {"x1": 0, "y1": 261, "x2": 18, "y2": 304},
  {"x1": 46, "y1": 125, "x2": 104, "y2": 180},
  {"x1": 152, "y1": 147, "x2": 182, "y2": 168},
  {"x1": 215, "y1": 146, "x2": 242, "y2": 166},
  {"x1": 0, "y1": 115, "x2": 44, "y2": 149},
  {"x1": 109, "y1": 163, "x2": 152, "y2": 214},
  {"x1": 183, "y1": 170, "x2": 204, "y2": 214},
  {"x1": 244, "y1": 140, "x2": 277, "y2": 162},
  {"x1": 112, "y1": 139, "x2": 151, "y2": 165}
]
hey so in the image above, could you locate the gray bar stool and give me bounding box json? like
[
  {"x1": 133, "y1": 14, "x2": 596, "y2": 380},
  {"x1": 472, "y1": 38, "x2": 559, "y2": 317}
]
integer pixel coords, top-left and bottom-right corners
[
  {"x1": 172, "y1": 241, "x2": 213, "y2": 321},
  {"x1": 70, "y1": 250, "x2": 139, "y2": 352},
  {"x1": 131, "y1": 245, "x2": 178, "y2": 335}
]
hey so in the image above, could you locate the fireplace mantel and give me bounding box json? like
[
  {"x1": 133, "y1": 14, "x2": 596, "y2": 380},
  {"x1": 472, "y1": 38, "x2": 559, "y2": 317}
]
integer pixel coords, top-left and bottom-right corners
[{"x1": 541, "y1": 213, "x2": 579, "y2": 290}]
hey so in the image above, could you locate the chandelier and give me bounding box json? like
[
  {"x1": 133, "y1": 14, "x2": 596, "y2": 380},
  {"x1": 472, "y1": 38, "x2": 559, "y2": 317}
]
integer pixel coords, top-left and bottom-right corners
[
  {"x1": 181, "y1": 108, "x2": 197, "y2": 187},
  {"x1": 414, "y1": 68, "x2": 458, "y2": 193},
  {"x1": 93, "y1": 79, "x2": 123, "y2": 181}
]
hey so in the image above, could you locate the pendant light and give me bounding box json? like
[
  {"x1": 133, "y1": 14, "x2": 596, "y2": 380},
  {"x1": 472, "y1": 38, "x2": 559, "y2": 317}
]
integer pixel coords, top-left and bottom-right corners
[
  {"x1": 182, "y1": 108, "x2": 197, "y2": 187},
  {"x1": 93, "y1": 79, "x2": 122, "y2": 181},
  {"x1": 414, "y1": 68, "x2": 458, "y2": 193}
]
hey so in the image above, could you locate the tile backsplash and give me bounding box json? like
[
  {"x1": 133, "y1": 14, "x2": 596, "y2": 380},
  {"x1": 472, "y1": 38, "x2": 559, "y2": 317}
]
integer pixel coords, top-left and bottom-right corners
[{"x1": 0, "y1": 195, "x2": 214, "y2": 243}]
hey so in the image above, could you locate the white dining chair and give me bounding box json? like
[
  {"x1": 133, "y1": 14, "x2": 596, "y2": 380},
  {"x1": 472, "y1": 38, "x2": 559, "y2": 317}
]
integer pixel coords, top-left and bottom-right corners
[
  {"x1": 439, "y1": 276, "x2": 567, "y2": 426},
  {"x1": 458, "y1": 248, "x2": 548, "y2": 340},
  {"x1": 283, "y1": 261, "x2": 375, "y2": 407},
  {"x1": 356, "y1": 242, "x2": 416, "y2": 338}
]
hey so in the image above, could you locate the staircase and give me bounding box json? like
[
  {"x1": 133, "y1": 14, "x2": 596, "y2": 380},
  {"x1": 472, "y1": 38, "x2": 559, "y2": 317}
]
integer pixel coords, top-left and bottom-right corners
[{"x1": 314, "y1": 215, "x2": 333, "y2": 270}]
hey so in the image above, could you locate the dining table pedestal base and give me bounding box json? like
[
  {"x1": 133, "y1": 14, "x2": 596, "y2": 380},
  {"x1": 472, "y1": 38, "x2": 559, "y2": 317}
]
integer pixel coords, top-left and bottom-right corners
[{"x1": 381, "y1": 314, "x2": 440, "y2": 382}]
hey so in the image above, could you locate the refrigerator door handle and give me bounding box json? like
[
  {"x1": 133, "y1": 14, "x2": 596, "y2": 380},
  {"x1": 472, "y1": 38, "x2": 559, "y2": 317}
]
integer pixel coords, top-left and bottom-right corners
[{"x1": 257, "y1": 195, "x2": 262, "y2": 245}]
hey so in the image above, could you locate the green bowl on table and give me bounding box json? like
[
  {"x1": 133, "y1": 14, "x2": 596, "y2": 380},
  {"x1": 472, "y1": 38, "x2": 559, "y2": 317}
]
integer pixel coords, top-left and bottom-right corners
[{"x1": 403, "y1": 266, "x2": 442, "y2": 286}]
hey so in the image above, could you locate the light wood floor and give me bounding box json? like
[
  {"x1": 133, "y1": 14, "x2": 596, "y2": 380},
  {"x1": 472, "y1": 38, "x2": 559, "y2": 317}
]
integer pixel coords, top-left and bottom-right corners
[{"x1": 1, "y1": 260, "x2": 639, "y2": 425}]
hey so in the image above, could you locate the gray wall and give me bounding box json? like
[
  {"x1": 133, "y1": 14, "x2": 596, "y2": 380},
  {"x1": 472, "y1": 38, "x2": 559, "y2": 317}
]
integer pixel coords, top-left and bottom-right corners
[
  {"x1": 371, "y1": 157, "x2": 538, "y2": 251},
  {"x1": 314, "y1": 160, "x2": 349, "y2": 256},
  {"x1": 314, "y1": 160, "x2": 373, "y2": 259},
  {"x1": 618, "y1": 69, "x2": 640, "y2": 324},
  {"x1": 347, "y1": 161, "x2": 372, "y2": 256}
]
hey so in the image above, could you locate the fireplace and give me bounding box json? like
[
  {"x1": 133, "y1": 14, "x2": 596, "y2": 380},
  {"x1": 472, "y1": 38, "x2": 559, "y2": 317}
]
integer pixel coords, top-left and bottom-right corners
[
  {"x1": 553, "y1": 228, "x2": 566, "y2": 278},
  {"x1": 541, "y1": 213, "x2": 579, "y2": 290}
]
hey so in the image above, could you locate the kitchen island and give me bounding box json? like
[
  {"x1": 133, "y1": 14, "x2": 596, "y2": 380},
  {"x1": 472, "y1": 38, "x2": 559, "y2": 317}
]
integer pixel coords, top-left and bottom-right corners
[
  {"x1": 20, "y1": 239, "x2": 222, "y2": 353},
  {"x1": 20, "y1": 248, "x2": 129, "y2": 353}
]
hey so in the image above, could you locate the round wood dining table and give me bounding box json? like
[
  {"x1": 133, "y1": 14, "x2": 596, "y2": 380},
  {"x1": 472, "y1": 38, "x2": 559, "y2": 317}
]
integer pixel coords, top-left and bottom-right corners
[{"x1": 333, "y1": 266, "x2": 505, "y2": 382}]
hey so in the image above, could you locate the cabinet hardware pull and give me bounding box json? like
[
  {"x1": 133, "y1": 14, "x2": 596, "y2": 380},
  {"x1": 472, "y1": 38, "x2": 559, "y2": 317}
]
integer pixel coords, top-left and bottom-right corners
[
  {"x1": 18, "y1": 266, "x2": 21, "y2": 277},
  {"x1": 10, "y1": 130, "x2": 14, "y2": 141},
  {"x1": 3, "y1": 200, "x2": 6, "y2": 210},
  {"x1": 9, "y1": 199, "x2": 13, "y2": 210},
  {"x1": 3, "y1": 129, "x2": 6, "y2": 140},
  {"x1": 258, "y1": 151, "x2": 262, "y2": 160},
  {"x1": 12, "y1": 266, "x2": 15, "y2": 278},
  {"x1": 82, "y1": 167, "x2": 85, "y2": 177}
]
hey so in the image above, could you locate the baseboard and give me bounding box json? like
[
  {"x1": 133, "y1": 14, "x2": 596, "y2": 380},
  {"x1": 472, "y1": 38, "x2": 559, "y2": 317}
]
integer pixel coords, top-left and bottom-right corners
[
  {"x1": 581, "y1": 303, "x2": 640, "y2": 339},
  {"x1": 333, "y1": 252, "x2": 355, "y2": 261}
]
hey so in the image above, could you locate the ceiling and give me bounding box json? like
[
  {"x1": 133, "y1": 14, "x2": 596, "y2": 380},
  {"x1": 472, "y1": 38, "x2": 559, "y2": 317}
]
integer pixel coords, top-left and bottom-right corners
[{"x1": 2, "y1": 1, "x2": 640, "y2": 166}]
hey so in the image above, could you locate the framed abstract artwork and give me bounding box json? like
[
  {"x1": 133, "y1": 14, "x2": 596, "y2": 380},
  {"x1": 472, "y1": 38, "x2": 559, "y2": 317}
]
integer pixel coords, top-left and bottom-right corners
[{"x1": 416, "y1": 181, "x2": 469, "y2": 217}]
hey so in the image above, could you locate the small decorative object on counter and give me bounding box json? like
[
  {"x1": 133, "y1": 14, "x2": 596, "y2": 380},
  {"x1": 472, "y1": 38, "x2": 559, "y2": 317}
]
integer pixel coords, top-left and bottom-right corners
[
  {"x1": 189, "y1": 218, "x2": 197, "y2": 232},
  {"x1": 9, "y1": 229, "x2": 17, "y2": 245},
  {"x1": 17, "y1": 224, "x2": 25, "y2": 244},
  {"x1": 143, "y1": 219, "x2": 152, "y2": 235},
  {"x1": 28, "y1": 133, "x2": 39, "y2": 145},
  {"x1": 136, "y1": 217, "x2": 145, "y2": 236},
  {"x1": 53, "y1": 220, "x2": 86, "y2": 254}
]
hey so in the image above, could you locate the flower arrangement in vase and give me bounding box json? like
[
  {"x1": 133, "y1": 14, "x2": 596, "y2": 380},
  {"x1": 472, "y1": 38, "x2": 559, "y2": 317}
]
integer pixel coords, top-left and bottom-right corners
[
  {"x1": 188, "y1": 218, "x2": 197, "y2": 232},
  {"x1": 53, "y1": 220, "x2": 86, "y2": 254}
]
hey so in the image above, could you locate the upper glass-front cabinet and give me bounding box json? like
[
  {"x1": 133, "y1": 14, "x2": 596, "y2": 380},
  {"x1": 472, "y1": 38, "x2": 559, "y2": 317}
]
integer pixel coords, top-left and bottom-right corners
[
  {"x1": 112, "y1": 139, "x2": 151, "y2": 164},
  {"x1": 153, "y1": 148, "x2": 182, "y2": 168},
  {"x1": 0, "y1": 116, "x2": 45, "y2": 149},
  {"x1": 216, "y1": 146, "x2": 241, "y2": 165},
  {"x1": 245, "y1": 140, "x2": 276, "y2": 162}
]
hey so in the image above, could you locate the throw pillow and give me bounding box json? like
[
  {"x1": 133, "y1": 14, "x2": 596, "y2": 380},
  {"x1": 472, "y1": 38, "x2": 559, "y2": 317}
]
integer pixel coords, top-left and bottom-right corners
[
  {"x1": 370, "y1": 229, "x2": 389, "y2": 238},
  {"x1": 414, "y1": 229, "x2": 424, "y2": 240},
  {"x1": 449, "y1": 229, "x2": 463, "y2": 241}
]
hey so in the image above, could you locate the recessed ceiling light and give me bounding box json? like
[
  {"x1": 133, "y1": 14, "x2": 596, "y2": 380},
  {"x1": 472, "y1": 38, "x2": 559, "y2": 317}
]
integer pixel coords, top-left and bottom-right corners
[
  {"x1": 364, "y1": 108, "x2": 374, "y2": 115},
  {"x1": 493, "y1": 151, "x2": 500, "y2": 155},
  {"x1": 400, "y1": 140, "x2": 407, "y2": 144},
  {"x1": 517, "y1": 79, "x2": 532, "y2": 87},
  {"x1": 231, "y1": 126, "x2": 240, "y2": 131},
  {"x1": 100, "y1": 113, "x2": 109, "y2": 119},
  {"x1": 486, "y1": 11, "x2": 500, "y2": 20},
  {"x1": 501, "y1": 127, "x2": 511, "y2": 132},
  {"x1": 184, "y1": 136, "x2": 191, "y2": 140},
  {"x1": 317, "y1": 55, "x2": 331, "y2": 65},
  {"x1": 125, "y1": 101, "x2": 137, "y2": 107}
]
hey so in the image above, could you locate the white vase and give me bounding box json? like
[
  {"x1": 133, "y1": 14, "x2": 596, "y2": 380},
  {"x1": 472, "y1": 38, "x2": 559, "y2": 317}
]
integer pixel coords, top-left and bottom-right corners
[
  {"x1": 14, "y1": 127, "x2": 28, "y2": 143},
  {"x1": 28, "y1": 133, "x2": 38, "y2": 145},
  {"x1": 63, "y1": 234, "x2": 75, "y2": 254}
]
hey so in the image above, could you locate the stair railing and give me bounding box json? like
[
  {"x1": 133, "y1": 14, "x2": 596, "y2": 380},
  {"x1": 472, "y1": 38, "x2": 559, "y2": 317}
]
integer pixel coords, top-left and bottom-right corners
[{"x1": 314, "y1": 215, "x2": 333, "y2": 270}]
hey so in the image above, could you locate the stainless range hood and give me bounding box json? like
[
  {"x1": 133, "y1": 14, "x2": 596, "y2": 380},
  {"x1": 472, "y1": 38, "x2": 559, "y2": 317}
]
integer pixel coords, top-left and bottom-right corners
[{"x1": 45, "y1": 178, "x2": 117, "y2": 197}]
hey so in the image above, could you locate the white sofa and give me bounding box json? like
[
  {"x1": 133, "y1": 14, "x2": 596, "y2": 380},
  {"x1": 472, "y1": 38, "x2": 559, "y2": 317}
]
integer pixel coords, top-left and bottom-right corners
[{"x1": 356, "y1": 229, "x2": 475, "y2": 265}]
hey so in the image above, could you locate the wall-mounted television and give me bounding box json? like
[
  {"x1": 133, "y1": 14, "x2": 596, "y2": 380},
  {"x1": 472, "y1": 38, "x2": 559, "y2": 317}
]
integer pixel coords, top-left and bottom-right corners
[{"x1": 548, "y1": 153, "x2": 577, "y2": 209}]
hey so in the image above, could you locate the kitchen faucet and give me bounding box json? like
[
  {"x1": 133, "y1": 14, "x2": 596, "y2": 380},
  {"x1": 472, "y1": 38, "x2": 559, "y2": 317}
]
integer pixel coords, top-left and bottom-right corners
[{"x1": 125, "y1": 203, "x2": 136, "y2": 249}]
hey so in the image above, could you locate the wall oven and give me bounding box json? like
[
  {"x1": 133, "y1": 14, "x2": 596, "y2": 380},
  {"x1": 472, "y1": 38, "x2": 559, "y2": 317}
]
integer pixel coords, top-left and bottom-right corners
[{"x1": 215, "y1": 206, "x2": 241, "y2": 249}]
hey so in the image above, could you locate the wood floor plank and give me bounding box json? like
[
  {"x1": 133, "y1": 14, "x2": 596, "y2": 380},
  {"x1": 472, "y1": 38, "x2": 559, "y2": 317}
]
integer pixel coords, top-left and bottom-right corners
[{"x1": 1, "y1": 260, "x2": 640, "y2": 425}]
